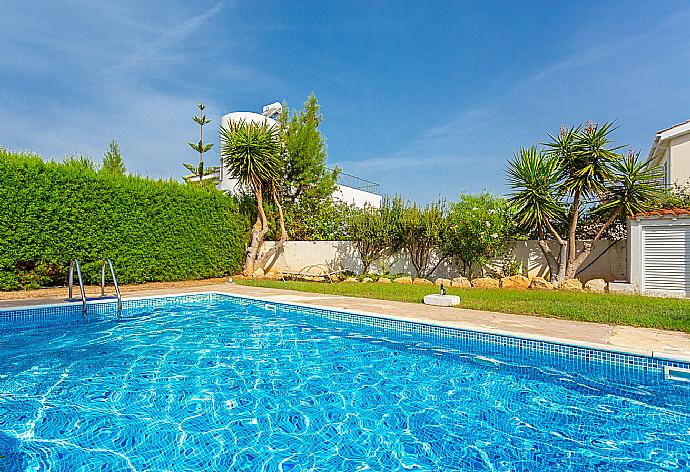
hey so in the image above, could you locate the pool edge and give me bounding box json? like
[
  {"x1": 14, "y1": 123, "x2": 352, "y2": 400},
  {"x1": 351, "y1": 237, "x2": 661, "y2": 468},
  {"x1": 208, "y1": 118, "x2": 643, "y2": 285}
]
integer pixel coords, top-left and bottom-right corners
[{"x1": 2, "y1": 289, "x2": 689, "y2": 366}]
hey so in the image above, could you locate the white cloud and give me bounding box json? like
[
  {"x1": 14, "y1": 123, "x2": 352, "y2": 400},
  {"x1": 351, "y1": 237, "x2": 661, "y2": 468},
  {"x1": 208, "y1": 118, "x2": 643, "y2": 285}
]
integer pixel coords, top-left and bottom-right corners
[
  {"x1": 108, "y1": 0, "x2": 229, "y2": 76},
  {"x1": 0, "y1": 0, "x2": 278, "y2": 180}
]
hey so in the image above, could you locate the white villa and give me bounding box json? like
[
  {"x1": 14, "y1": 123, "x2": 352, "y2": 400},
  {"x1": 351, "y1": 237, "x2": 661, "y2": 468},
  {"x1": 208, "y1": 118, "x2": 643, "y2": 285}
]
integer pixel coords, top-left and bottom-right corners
[
  {"x1": 647, "y1": 119, "x2": 690, "y2": 188},
  {"x1": 191, "y1": 102, "x2": 382, "y2": 208},
  {"x1": 620, "y1": 119, "x2": 690, "y2": 299}
]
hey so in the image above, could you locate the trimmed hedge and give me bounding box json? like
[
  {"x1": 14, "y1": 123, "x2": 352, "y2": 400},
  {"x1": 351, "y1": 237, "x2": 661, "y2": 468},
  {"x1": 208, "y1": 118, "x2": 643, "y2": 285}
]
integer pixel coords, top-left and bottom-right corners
[{"x1": 0, "y1": 149, "x2": 247, "y2": 290}]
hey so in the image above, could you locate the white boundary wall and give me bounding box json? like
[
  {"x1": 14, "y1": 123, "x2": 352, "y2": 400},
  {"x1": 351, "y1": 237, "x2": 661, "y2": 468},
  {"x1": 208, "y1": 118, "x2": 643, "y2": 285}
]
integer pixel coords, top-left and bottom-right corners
[{"x1": 259, "y1": 240, "x2": 626, "y2": 282}]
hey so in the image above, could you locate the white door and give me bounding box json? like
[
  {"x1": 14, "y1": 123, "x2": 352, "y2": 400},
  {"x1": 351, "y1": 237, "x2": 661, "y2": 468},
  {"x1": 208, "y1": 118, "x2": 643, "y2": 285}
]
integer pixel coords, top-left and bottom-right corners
[{"x1": 642, "y1": 225, "x2": 689, "y2": 296}]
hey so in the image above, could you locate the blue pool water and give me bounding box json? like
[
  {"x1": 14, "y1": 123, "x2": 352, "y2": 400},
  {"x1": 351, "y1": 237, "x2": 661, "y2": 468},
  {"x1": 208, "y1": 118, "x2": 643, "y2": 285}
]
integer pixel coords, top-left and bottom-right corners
[{"x1": 0, "y1": 295, "x2": 689, "y2": 471}]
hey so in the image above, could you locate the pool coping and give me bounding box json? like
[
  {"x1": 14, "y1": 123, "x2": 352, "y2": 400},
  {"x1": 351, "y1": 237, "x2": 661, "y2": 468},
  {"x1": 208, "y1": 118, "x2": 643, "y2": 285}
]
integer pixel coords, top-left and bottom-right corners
[{"x1": 3, "y1": 289, "x2": 690, "y2": 366}]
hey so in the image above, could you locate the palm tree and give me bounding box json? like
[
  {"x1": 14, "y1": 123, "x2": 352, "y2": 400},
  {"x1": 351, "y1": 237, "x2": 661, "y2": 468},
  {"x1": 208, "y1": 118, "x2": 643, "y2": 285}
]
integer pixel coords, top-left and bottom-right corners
[
  {"x1": 220, "y1": 120, "x2": 284, "y2": 275},
  {"x1": 593, "y1": 150, "x2": 662, "y2": 235},
  {"x1": 508, "y1": 122, "x2": 661, "y2": 284}
]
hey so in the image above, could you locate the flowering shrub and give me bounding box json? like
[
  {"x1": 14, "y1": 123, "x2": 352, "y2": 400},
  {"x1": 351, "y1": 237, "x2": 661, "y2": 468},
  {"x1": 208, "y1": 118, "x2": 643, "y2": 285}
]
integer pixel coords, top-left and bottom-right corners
[{"x1": 444, "y1": 193, "x2": 519, "y2": 277}]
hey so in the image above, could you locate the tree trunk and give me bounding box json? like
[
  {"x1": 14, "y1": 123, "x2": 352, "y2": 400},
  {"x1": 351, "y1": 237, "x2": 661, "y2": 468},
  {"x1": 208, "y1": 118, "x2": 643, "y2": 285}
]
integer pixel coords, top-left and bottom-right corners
[
  {"x1": 566, "y1": 242, "x2": 591, "y2": 278},
  {"x1": 427, "y1": 255, "x2": 447, "y2": 280},
  {"x1": 356, "y1": 241, "x2": 374, "y2": 275},
  {"x1": 556, "y1": 243, "x2": 567, "y2": 285},
  {"x1": 536, "y1": 240, "x2": 558, "y2": 283},
  {"x1": 256, "y1": 189, "x2": 288, "y2": 269},
  {"x1": 564, "y1": 210, "x2": 620, "y2": 278},
  {"x1": 244, "y1": 212, "x2": 261, "y2": 276},
  {"x1": 541, "y1": 220, "x2": 568, "y2": 285},
  {"x1": 407, "y1": 244, "x2": 427, "y2": 279},
  {"x1": 535, "y1": 226, "x2": 558, "y2": 282},
  {"x1": 567, "y1": 190, "x2": 581, "y2": 264},
  {"x1": 244, "y1": 186, "x2": 267, "y2": 276}
]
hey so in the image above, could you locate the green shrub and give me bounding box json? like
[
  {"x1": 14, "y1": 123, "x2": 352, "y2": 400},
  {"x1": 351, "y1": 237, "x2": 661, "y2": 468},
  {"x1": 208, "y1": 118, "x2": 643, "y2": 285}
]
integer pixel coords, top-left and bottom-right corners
[
  {"x1": 445, "y1": 192, "x2": 519, "y2": 278},
  {"x1": 0, "y1": 149, "x2": 247, "y2": 290}
]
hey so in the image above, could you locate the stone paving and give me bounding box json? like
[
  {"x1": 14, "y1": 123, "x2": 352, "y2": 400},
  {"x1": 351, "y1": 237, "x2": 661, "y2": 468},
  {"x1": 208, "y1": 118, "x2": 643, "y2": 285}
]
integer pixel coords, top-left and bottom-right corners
[{"x1": 2, "y1": 281, "x2": 689, "y2": 361}]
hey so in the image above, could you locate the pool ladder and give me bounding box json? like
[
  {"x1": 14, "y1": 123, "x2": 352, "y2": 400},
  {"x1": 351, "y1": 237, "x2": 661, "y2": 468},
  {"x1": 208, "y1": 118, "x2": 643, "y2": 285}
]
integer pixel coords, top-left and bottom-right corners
[{"x1": 68, "y1": 259, "x2": 122, "y2": 318}]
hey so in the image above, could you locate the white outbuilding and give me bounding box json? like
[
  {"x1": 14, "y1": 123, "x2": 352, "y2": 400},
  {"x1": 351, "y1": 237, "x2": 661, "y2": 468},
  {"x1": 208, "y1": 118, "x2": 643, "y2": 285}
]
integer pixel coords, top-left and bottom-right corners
[{"x1": 628, "y1": 209, "x2": 690, "y2": 298}]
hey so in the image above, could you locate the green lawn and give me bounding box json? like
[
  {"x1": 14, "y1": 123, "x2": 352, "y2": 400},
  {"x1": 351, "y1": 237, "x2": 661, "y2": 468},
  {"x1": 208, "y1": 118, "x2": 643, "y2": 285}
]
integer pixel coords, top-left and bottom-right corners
[{"x1": 236, "y1": 279, "x2": 690, "y2": 333}]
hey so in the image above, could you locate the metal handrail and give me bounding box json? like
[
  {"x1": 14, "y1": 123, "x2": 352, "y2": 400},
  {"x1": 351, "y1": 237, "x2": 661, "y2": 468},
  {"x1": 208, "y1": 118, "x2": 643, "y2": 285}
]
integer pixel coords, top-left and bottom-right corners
[
  {"x1": 336, "y1": 172, "x2": 381, "y2": 195},
  {"x1": 101, "y1": 259, "x2": 122, "y2": 318},
  {"x1": 68, "y1": 259, "x2": 87, "y2": 317}
]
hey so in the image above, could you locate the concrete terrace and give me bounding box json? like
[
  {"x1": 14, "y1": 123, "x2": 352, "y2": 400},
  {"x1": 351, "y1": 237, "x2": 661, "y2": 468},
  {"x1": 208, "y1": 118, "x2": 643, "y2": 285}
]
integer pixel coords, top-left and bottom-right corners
[{"x1": 2, "y1": 280, "x2": 689, "y2": 362}]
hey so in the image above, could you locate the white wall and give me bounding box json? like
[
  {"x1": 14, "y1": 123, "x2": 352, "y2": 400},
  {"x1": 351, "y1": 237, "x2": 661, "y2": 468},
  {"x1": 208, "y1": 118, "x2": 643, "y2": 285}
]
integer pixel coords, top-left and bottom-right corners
[
  {"x1": 259, "y1": 240, "x2": 626, "y2": 281},
  {"x1": 332, "y1": 185, "x2": 382, "y2": 208},
  {"x1": 670, "y1": 133, "x2": 690, "y2": 185}
]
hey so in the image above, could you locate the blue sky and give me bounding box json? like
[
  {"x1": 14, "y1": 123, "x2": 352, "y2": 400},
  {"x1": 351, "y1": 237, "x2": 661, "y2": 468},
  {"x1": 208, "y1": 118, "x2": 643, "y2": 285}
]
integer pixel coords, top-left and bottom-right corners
[{"x1": 2, "y1": 1, "x2": 689, "y2": 202}]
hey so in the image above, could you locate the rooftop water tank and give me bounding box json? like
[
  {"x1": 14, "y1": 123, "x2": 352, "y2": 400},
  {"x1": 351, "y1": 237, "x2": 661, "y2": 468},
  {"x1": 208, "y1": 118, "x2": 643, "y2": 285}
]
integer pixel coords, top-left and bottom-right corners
[
  {"x1": 219, "y1": 111, "x2": 278, "y2": 131},
  {"x1": 219, "y1": 102, "x2": 282, "y2": 131}
]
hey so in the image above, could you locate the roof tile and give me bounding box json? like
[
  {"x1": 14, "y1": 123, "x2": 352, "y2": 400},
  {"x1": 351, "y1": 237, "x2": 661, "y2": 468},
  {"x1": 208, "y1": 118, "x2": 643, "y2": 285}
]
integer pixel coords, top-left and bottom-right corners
[{"x1": 634, "y1": 208, "x2": 690, "y2": 218}]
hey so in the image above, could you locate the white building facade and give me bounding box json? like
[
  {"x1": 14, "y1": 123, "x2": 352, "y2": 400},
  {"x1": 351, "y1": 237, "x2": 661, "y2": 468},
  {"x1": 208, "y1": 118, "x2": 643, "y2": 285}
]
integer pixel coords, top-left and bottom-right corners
[
  {"x1": 214, "y1": 104, "x2": 382, "y2": 208},
  {"x1": 647, "y1": 119, "x2": 690, "y2": 188}
]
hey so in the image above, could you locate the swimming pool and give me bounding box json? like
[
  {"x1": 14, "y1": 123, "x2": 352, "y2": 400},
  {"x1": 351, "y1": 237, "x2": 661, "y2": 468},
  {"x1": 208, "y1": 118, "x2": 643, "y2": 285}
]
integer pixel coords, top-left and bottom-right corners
[{"x1": 1, "y1": 293, "x2": 689, "y2": 471}]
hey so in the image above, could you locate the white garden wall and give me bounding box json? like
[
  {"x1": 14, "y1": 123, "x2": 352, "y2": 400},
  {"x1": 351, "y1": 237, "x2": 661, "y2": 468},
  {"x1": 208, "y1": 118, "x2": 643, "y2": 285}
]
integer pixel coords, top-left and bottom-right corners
[{"x1": 259, "y1": 240, "x2": 626, "y2": 282}]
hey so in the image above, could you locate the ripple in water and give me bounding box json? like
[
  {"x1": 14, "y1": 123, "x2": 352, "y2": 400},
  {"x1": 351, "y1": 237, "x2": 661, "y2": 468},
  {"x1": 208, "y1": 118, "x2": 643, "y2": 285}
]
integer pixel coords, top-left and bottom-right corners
[{"x1": 0, "y1": 298, "x2": 689, "y2": 471}]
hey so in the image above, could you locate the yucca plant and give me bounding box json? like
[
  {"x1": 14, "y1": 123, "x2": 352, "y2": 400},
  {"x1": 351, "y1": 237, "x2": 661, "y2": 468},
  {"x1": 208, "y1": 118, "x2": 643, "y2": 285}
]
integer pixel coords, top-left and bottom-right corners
[
  {"x1": 507, "y1": 146, "x2": 567, "y2": 280},
  {"x1": 507, "y1": 122, "x2": 662, "y2": 284},
  {"x1": 595, "y1": 151, "x2": 663, "y2": 229},
  {"x1": 220, "y1": 120, "x2": 284, "y2": 275}
]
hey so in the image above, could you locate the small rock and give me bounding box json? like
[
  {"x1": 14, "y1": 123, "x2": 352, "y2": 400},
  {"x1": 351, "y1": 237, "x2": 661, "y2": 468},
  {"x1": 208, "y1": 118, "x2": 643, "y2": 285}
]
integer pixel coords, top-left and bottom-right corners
[
  {"x1": 252, "y1": 268, "x2": 265, "y2": 278},
  {"x1": 344, "y1": 277, "x2": 359, "y2": 283},
  {"x1": 471, "y1": 277, "x2": 499, "y2": 289},
  {"x1": 451, "y1": 276, "x2": 471, "y2": 288},
  {"x1": 584, "y1": 278, "x2": 607, "y2": 293},
  {"x1": 500, "y1": 275, "x2": 530, "y2": 289},
  {"x1": 434, "y1": 278, "x2": 451, "y2": 287},
  {"x1": 362, "y1": 277, "x2": 374, "y2": 283},
  {"x1": 560, "y1": 278, "x2": 583, "y2": 292},
  {"x1": 529, "y1": 277, "x2": 554, "y2": 290},
  {"x1": 413, "y1": 278, "x2": 433, "y2": 285},
  {"x1": 393, "y1": 276, "x2": 413, "y2": 285},
  {"x1": 377, "y1": 277, "x2": 391, "y2": 284}
]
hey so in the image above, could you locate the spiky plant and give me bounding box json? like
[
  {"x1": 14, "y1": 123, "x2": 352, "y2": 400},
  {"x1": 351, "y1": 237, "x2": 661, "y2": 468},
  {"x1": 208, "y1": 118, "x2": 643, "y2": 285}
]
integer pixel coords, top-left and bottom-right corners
[
  {"x1": 595, "y1": 151, "x2": 663, "y2": 228},
  {"x1": 507, "y1": 122, "x2": 662, "y2": 283},
  {"x1": 507, "y1": 146, "x2": 566, "y2": 280},
  {"x1": 220, "y1": 120, "x2": 284, "y2": 275},
  {"x1": 184, "y1": 102, "x2": 219, "y2": 186}
]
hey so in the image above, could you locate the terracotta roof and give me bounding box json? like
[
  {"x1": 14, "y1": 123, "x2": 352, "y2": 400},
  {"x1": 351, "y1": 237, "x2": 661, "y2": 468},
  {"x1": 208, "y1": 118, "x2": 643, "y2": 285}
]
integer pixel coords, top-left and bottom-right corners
[{"x1": 634, "y1": 208, "x2": 690, "y2": 218}]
